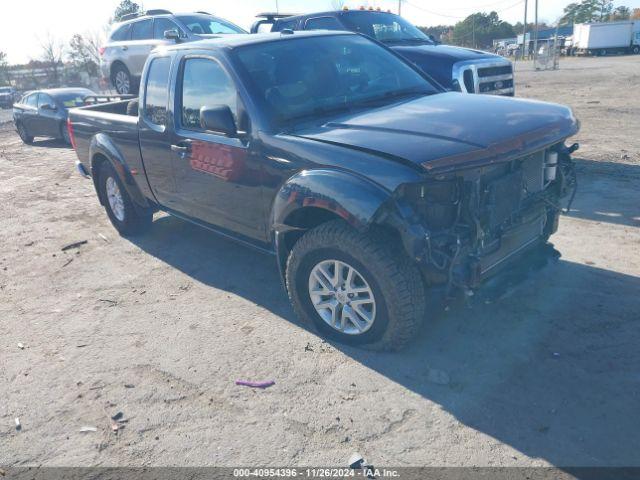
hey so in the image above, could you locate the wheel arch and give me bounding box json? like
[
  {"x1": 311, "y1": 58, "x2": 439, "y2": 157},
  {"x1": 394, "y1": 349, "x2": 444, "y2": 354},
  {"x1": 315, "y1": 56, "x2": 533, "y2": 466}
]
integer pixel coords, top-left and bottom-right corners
[
  {"x1": 89, "y1": 134, "x2": 152, "y2": 213},
  {"x1": 110, "y1": 60, "x2": 128, "y2": 80},
  {"x1": 271, "y1": 169, "x2": 399, "y2": 280}
]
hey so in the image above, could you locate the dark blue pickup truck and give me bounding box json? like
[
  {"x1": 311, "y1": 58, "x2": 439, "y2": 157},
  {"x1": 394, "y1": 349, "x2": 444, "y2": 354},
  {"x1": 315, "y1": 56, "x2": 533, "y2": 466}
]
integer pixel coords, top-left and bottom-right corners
[
  {"x1": 69, "y1": 31, "x2": 578, "y2": 350},
  {"x1": 252, "y1": 9, "x2": 515, "y2": 96}
]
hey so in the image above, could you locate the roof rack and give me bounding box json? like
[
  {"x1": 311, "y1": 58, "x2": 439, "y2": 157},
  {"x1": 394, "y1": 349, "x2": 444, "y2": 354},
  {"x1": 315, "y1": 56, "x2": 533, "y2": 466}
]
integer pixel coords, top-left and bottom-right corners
[
  {"x1": 119, "y1": 12, "x2": 141, "y2": 21},
  {"x1": 145, "y1": 9, "x2": 172, "y2": 15},
  {"x1": 255, "y1": 12, "x2": 297, "y2": 19}
]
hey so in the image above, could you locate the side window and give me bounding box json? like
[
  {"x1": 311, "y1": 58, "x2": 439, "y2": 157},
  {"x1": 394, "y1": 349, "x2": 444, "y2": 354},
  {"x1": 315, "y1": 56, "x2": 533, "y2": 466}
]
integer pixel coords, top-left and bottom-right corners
[
  {"x1": 25, "y1": 94, "x2": 39, "y2": 108},
  {"x1": 154, "y1": 18, "x2": 182, "y2": 39},
  {"x1": 111, "y1": 23, "x2": 131, "y2": 41},
  {"x1": 180, "y1": 58, "x2": 237, "y2": 132},
  {"x1": 273, "y1": 19, "x2": 298, "y2": 31},
  {"x1": 131, "y1": 19, "x2": 153, "y2": 40},
  {"x1": 144, "y1": 57, "x2": 171, "y2": 126},
  {"x1": 304, "y1": 17, "x2": 343, "y2": 31},
  {"x1": 37, "y1": 94, "x2": 54, "y2": 109}
]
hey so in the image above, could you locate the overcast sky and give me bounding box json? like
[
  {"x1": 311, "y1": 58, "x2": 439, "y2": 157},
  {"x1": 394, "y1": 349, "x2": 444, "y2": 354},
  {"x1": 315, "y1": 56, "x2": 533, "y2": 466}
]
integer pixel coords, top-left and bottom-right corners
[{"x1": 1, "y1": 0, "x2": 639, "y2": 63}]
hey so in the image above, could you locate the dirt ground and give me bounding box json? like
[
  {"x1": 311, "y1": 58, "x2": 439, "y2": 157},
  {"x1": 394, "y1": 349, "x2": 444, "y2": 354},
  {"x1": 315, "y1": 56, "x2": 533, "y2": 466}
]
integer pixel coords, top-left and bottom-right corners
[{"x1": 1, "y1": 55, "x2": 639, "y2": 468}]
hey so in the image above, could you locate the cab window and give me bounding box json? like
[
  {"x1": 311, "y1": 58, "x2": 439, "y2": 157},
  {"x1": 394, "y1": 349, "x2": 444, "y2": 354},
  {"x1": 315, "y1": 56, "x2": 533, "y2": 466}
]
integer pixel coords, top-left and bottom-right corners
[
  {"x1": 131, "y1": 19, "x2": 153, "y2": 40},
  {"x1": 274, "y1": 18, "x2": 298, "y2": 31},
  {"x1": 304, "y1": 17, "x2": 343, "y2": 31},
  {"x1": 180, "y1": 58, "x2": 237, "y2": 131},
  {"x1": 144, "y1": 57, "x2": 171, "y2": 126}
]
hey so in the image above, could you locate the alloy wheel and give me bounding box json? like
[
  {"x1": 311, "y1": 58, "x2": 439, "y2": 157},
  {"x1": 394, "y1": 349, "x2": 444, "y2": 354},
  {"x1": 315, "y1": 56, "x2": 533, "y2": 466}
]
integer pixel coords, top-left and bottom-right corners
[
  {"x1": 106, "y1": 176, "x2": 125, "y2": 222},
  {"x1": 114, "y1": 70, "x2": 130, "y2": 94},
  {"x1": 308, "y1": 259, "x2": 376, "y2": 335}
]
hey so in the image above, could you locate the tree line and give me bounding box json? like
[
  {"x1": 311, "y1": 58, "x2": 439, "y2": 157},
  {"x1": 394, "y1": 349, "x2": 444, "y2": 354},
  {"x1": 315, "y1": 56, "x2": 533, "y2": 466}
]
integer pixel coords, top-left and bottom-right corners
[
  {"x1": 420, "y1": 0, "x2": 639, "y2": 49},
  {"x1": 0, "y1": 0, "x2": 142, "y2": 88}
]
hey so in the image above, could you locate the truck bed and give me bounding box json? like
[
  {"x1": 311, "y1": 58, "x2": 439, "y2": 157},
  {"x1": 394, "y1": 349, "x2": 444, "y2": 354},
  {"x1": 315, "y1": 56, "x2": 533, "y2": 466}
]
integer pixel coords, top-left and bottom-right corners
[{"x1": 69, "y1": 99, "x2": 146, "y2": 192}]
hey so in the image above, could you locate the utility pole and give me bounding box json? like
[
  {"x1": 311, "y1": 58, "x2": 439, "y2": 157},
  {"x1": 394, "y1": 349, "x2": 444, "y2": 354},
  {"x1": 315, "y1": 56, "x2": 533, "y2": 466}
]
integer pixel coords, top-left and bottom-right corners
[
  {"x1": 533, "y1": 0, "x2": 539, "y2": 64},
  {"x1": 521, "y1": 0, "x2": 528, "y2": 60},
  {"x1": 276, "y1": 0, "x2": 279, "y2": 14},
  {"x1": 398, "y1": 0, "x2": 402, "y2": 16},
  {"x1": 472, "y1": 15, "x2": 476, "y2": 48}
]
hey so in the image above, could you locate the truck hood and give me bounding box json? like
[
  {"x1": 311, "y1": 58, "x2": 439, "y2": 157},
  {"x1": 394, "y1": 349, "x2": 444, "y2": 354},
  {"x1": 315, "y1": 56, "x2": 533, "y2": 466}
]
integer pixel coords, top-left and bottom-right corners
[
  {"x1": 389, "y1": 44, "x2": 508, "y2": 88},
  {"x1": 293, "y1": 93, "x2": 579, "y2": 174}
]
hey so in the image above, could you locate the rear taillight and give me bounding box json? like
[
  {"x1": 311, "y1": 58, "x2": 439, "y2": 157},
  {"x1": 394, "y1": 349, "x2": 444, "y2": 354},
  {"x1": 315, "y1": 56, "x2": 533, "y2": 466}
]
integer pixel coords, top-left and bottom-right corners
[
  {"x1": 98, "y1": 47, "x2": 106, "y2": 56},
  {"x1": 67, "y1": 118, "x2": 77, "y2": 151}
]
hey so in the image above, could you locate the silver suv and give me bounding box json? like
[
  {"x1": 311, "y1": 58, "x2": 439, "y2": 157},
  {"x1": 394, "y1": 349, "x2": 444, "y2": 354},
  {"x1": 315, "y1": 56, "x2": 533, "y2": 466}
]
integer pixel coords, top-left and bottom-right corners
[{"x1": 100, "y1": 10, "x2": 246, "y2": 94}]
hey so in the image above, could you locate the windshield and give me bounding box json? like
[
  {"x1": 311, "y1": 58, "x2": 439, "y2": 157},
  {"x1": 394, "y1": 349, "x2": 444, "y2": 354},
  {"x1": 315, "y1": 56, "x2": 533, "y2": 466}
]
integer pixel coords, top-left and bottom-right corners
[
  {"x1": 341, "y1": 12, "x2": 433, "y2": 44},
  {"x1": 177, "y1": 15, "x2": 246, "y2": 35},
  {"x1": 233, "y1": 35, "x2": 438, "y2": 126},
  {"x1": 54, "y1": 90, "x2": 95, "y2": 108},
  {"x1": 0, "y1": 87, "x2": 12, "y2": 93}
]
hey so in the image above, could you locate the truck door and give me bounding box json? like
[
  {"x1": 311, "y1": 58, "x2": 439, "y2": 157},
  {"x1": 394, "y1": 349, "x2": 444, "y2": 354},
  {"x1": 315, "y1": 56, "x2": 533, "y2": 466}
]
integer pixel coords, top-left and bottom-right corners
[
  {"x1": 138, "y1": 55, "x2": 178, "y2": 207},
  {"x1": 169, "y1": 56, "x2": 266, "y2": 241}
]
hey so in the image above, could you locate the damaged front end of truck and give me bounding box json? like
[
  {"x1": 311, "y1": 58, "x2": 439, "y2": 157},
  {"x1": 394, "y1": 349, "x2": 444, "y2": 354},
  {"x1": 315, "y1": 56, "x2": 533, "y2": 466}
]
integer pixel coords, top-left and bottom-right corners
[{"x1": 379, "y1": 142, "x2": 579, "y2": 294}]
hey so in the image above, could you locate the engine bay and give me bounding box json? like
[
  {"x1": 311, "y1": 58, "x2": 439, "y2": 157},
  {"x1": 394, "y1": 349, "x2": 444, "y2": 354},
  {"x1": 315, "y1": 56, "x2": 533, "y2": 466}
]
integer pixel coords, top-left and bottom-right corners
[{"x1": 397, "y1": 143, "x2": 578, "y2": 291}]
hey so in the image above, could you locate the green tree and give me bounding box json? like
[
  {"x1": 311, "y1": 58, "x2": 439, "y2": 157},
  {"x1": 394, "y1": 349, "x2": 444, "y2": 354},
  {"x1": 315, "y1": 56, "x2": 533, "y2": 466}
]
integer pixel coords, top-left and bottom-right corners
[
  {"x1": 562, "y1": 0, "x2": 616, "y2": 23},
  {"x1": 610, "y1": 5, "x2": 631, "y2": 20},
  {"x1": 0, "y1": 51, "x2": 9, "y2": 84},
  {"x1": 113, "y1": 0, "x2": 141, "y2": 22},
  {"x1": 451, "y1": 12, "x2": 515, "y2": 49},
  {"x1": 68, "y1": 34, "x2": 98, "y2": 77}
]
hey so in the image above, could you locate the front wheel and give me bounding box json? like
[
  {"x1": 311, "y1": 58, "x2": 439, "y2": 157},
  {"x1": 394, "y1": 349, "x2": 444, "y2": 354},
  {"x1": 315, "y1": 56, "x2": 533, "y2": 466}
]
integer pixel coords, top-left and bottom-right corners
[
  {"x1": 97, "y1": 162, "x2": 152, "y2": 236},
  {"x1": 632, "y1": 45, "x2": 640, "y2": 55},
  {"x1": 286, "y1": 220, "x2": 426, "y2": 351}
]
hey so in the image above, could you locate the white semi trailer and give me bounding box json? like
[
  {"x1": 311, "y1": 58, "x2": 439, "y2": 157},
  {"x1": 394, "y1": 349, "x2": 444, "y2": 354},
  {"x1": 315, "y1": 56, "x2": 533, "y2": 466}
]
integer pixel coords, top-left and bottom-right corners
[{"x1": 572, "y1": 21, "x2": 640, "y2": 56}]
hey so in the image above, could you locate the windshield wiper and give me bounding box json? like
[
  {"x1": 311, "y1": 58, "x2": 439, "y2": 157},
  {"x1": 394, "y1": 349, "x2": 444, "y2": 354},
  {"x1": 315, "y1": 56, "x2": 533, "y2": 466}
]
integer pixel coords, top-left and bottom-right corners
[
  {"x1": 282, "y1": 103, "x2": 355, "y2": 124},
  {"x1": 382, "y1": 38, "x2": 434, "y2": 45},
  {"x1": 353, "y1": 88, "x2": 430, "y2": 108}
]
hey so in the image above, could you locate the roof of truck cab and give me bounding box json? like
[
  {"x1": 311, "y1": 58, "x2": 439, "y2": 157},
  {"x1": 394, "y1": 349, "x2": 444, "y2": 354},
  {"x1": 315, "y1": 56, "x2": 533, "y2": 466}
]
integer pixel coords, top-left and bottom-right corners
[{"x1": 162, "y1": 30, "x2": 355, "y2": 51}]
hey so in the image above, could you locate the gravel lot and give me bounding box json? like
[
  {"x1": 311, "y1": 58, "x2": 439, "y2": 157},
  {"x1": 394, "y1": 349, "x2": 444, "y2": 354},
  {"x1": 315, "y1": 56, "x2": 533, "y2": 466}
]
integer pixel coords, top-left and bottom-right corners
[{"x1": 1, "y1": 55, "x2": 639, "y2": 468}]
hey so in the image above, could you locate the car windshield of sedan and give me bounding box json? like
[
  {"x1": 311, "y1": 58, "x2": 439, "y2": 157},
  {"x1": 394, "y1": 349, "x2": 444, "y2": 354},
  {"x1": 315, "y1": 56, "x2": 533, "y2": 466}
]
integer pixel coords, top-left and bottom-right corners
[
  {"x1": 177, "y1": 15, "x2": 245, "y2": 35},
  {"x1": 234, "y1": 34, "x2": 438, "y2": 125},
  {"x1": 341, "y1": 12, "x2": 434, "y2": 44},
  {"x1": 54, "y1": 90, "x2": 95, "y2": 108}
]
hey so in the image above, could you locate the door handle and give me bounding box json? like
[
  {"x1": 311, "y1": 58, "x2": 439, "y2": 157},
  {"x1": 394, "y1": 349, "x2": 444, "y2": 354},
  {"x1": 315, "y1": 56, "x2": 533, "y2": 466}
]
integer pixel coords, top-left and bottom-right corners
[
  {"x1": 121, "y1": 46, "x2": 128, "y2": 51},
  {"x1": 170, "y1": 144, "x2": 190, "y2": 153}
]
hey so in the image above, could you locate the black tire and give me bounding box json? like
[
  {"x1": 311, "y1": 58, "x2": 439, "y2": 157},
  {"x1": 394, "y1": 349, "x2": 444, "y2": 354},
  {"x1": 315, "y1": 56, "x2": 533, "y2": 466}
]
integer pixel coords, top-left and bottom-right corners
[
  {"x1": 60, "y1": 123, "x2": 71, "y2": 145},
  {"x1": 111, "y1": 63, "x2": 133, "y2": 95},
  {"x1": 16, "y1": 122, "x2": 33, "y2": 144},
  {"x1": 98, "y1": 162, "x2": 152, "y2": 236},
  {"x1": 286, "y1": 220, "x2": 426, "y2": 351},
  {"x1": 632, "y1": 45, "x2": 640, "y2": 55}
]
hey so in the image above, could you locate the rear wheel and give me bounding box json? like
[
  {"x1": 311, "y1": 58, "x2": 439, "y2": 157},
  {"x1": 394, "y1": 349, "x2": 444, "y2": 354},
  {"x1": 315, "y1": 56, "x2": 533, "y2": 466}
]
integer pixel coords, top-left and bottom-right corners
[
  {"x1": 112, "y1": 64, "x2": 132, "y2": 95},
  {"x1": 632, "y1": 45, "x2": 640, "y2": 55},
  {"x1": 16, "y1": 122, "x2": 33, "y2": 144},
  {"x1": 286, "y1": 220, "x2": 426, "y2": 351},
  {"x1": 98, "y1": 162, "x2": 152, "y2": 236}
]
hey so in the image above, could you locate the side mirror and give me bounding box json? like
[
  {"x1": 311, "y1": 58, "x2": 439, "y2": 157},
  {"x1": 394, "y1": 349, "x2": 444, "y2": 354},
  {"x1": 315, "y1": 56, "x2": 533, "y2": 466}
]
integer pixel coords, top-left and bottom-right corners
[
  {"x1": 164, "y1": 29, "x2": 181, "y2": 42},
  {"x1": 200, "y1": 105, "x2": 237, "y2": 136}
]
